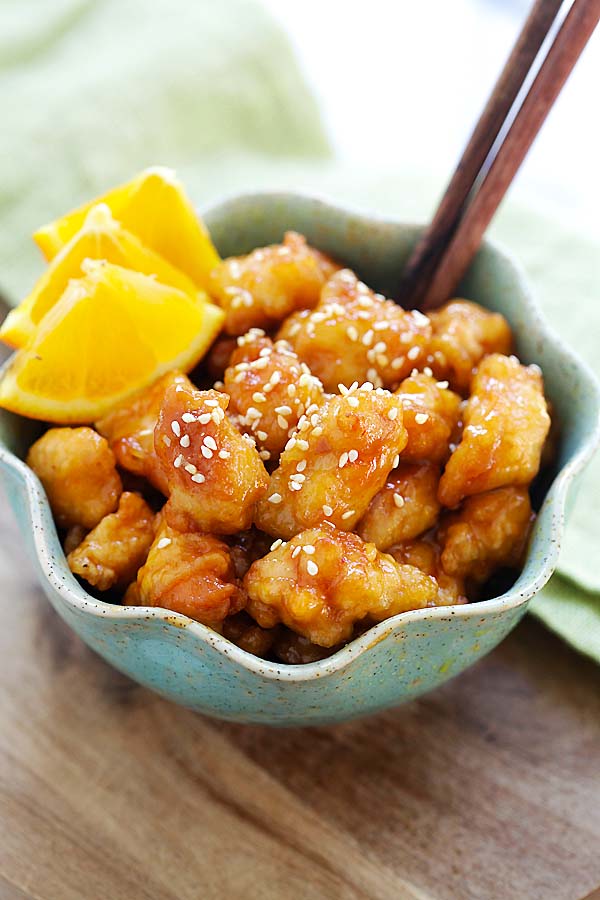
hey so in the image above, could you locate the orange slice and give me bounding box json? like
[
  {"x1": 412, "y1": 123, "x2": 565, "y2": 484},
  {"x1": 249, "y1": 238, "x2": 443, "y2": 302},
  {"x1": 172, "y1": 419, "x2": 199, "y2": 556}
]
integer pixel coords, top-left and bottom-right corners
[
  {"x1": 33, "y1": 167, "x2": 220, "y2": 290},
  {"x1": 0, "y1": 260, "x2": 224, "y2": 423},
  {"x1": 1, "y1": 204, "x2": 201, "y2": 349}
]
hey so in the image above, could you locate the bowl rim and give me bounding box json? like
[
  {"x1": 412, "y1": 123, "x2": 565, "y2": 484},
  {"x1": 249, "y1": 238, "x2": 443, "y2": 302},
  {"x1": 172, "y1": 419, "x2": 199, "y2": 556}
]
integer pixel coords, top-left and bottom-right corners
[{"x1": 1, "y1": 190, "x2": 599, "y2": 683}]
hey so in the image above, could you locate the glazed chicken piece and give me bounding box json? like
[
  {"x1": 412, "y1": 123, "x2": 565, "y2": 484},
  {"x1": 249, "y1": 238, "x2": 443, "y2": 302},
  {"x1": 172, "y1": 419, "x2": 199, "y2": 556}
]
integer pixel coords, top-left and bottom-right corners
[
  {"x1": 428, "y1": 299, "x2": 513, "y2": 394},
  {"x1": 245, "y1": 522, "x2": 439, "y2": 647},
  {"x1": 129, "y1": 522, "x2": 245, "y2": 625},
  {"x1": 224, "y1": 331, "x2": 326, "y2": 460},
  {"x1": 222, "y1": 612, "x2": 278, "y2": 658},
  {"x1": 96, "y1": 371, "x2": 194, "y2": 495},
  {"x1": 395, "y1": 372, "x2": 462, "y2": 464},
  {"x1": 389, "y1": 538, "x2": 467, "y2": 606},
  {"x1": 209, "y1": 231, "x2": 338, "y2": 336},
  {"x1": 255, "y1": 383, "x2": 408, "y2": 539},
  {"x1": 438, "y1": 354, "x2": 550, "y2": 508},
  {"x1": 279, "y1": 269, "x2": 431, "y2": 392},
  {"x1": 357, "y1": 462, "x2": 441, "y2": 550},
  {"x1": 67, "y1": 492, "x2": 155, "y2": 591},
  {"x1": 155, "y1": 382, "x2": 269, "y2": 533},
  {"x1": 438, "y1": 486, "x2": 533, "y2": 584},
  {"x1": 27, "y1": 426, "x2": 122, "y2": 530}
]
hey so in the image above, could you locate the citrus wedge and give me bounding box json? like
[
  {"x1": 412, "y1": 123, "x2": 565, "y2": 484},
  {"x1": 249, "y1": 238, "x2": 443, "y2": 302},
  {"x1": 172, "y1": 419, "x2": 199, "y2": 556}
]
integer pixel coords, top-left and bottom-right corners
[
  {"x1": 1, "y1": 204, "x2": 202, "y2": 349},
  {"x1": 0, "y1": 260, "x2": 225, "y2": 423},
  {"x1": 33, "y1": 167, "x2": 220, "y2": 290}
]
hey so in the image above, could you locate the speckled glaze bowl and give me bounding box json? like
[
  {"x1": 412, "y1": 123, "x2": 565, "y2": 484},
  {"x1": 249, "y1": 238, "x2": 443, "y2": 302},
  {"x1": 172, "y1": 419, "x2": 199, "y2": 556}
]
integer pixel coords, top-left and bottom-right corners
[{"x1": 1, "y1": 193, "x2": 598, "y2": 726}]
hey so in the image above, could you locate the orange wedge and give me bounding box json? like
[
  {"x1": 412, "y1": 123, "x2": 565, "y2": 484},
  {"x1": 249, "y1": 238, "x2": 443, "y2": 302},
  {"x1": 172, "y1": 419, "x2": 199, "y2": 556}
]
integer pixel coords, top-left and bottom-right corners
[
  {"x1": 0, "y1": 260, "x2": 224, "y2": 423},
  {"x1": 1, "y1": 204, "x2": 202, "y2": 349},
  {"x1": 33, "y1": 167, "x2": 220, "y2": 290}
]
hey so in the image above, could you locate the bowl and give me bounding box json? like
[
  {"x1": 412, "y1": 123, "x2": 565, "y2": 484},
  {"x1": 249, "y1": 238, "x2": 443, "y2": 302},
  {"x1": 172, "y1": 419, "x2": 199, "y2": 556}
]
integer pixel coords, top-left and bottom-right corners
[{"x1": 1, "y1": 192, "x2": 598, "y2": 726}]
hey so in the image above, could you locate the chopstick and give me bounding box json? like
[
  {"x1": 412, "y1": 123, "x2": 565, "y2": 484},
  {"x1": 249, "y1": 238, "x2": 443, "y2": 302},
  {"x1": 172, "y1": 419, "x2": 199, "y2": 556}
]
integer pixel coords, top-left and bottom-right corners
[{"x1": 399, "y1": 0, "x2": 600, "y2": 311}]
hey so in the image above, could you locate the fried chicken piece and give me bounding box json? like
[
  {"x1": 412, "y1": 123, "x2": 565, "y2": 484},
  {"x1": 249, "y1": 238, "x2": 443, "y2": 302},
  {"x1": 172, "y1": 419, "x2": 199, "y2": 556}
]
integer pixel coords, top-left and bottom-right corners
[
  {"x1": 357, "y1": 462, "x2": 441, "y2": 550},
  {"x1": 438, "y1": 486, "x2": 533, "y2": 584},
  {"x1": 67, "y1": 492, "x2": 155, "y2": 591},
  {"x1": 255, "y1": 384, "x2": 408, "y2": 539},
  {"x1": 428, "y1": 299, "x2": 513, "y2": 394},
  {"x1": 27, "y1": 427, "x2": 122, "y2": 530},
  {"x1": 209, "y1": 231, "x2": 338, "y2": 336},
  {"x1": 389, "y1": 538, "x2": 467, "y2": 606},
  {"x1": 224, "y1": 331, "x2": 326, "y2": 459},
  {"x1": 222, "y1": 612, "x2": 278, "y2": 658},
  {"x1": 279, "y1": 269, "x2": 431, "y2": 391},
  {"x1": 245, "y1": 522, "x2": 438, "y2": 647},
  {"x1": 395, "y1": 372, "x2": 462, "y2": 464},
  {"x1": 131, "y1": 524, "x2": 246, "y2": 626},
  {"x1": 155, "y1": 383, "x2": 269, "y2": 534},
  {"x1": 438, "y1": 354, "x2": 550, "y2": 508},
  {"x1": 96, "y1": 371, "x2": 194, "y2": 494},
  {"x1": 272, "y1": 629, "x2": 339, "y2": 665}
]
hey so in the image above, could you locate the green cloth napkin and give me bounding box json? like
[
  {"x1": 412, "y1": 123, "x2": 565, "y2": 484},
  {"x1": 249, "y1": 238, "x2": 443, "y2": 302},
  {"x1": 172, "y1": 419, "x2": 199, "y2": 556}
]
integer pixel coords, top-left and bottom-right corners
[{"x1": 1, "y1": 1, "x2": 599, "y2": 660}]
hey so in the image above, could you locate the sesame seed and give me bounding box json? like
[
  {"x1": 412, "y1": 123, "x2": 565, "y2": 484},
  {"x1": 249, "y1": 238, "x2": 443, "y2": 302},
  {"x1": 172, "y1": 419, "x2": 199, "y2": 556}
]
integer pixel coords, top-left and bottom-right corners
[
  {"x1": 268, "y1": 493, "x2": 282, "y2": 504},
  {"x1": 181, "y1": 413, "x2": 196, "y2": 423},
  {"x1": 393, "y1": 493, "x2": 405, "y2": 508},
  {"x1": 376, "y1": 354, "x2": 389, "y2": 368},
  {"x1": 347, "y1": 396, "x2": 359, "y2": 408},
  {"x1": 275, "y1": 405, "x2": 292, "y2": 416},
  {"x1": 259, "y1": 347, "x2": 272, "y2": 358},
  {"x1": 163, "y1": 435, "x2": 171, "y2": 447},
  {"x1": 348, "y1": 449, "x2": 359, "y2": 462},
  {"x1": 173, "y1": 454, "x2": 183, "y2": 468},
  {"x1": 213, "y1": 381, "x2": 224, "y2": 390},
  {"x1": 407, "y1": 346, "x2": 420, "y2": 360},
  {"x1": 297, "y1": 439, "x2": 309, "y2": 451},
  {"x1": 338, "y1": 452, "x2": 349, "y2": 468},
  {"x1": 292, "y1": 545, "x2": 302, "y2": 558},
  {"x1": 218, "y1": 450, "x2": 230, "y2": 459},
  {"x1": 392, "y1": 454, "x2": 400, "y2": 468},
  {"x1": 277, "y1": 415, "x2": 289, "y2": 430},
  {"x1": 373, "y1": 341, "x2": 387, "y2": 355},
  {"x1": 191, "y1": 473, "x2": 206, "y2": 484},
  {"x1": 285, "y1": 437, "x2": 297, "y2": 451},
  {"x1": 436, "y1": 380, "x2": 449, "y2": 389},
  {"x1": 361, "y1": 381, "x2": 374, "y2": 391},
  {"x1": 423, "y1": 366, "x2": 433, "y2": 377},
  {"x1": 205, "y1": 399, "x2": 220, "y2": 408},
  {"x1": 157, "y1": 537, "x2": 172, "y2": 549},
  {"x1": 269, "y1": 371, "x2": 281, "y2": 386},
  {"x1": 204, "y1": 436, "x2": 217, "y2": 451},
  {"x1": 338, "y1": 383, "x2": 349, "y2": 395},
  {"x1": 362, "y1": 329, "x2": 374, "y2": 347},
  {"x1": 341, "y1": 509, "x2": 355, "y2": 520},
  {"x1": 290, "y1": 473, "x2": 305, "y2": 483},
  {"x1": 296, "y1": 460, "x2": 307, "y2": 472},
  {"x1": 259, "y1": 450, "x2": 271, "y2": 460},
  {"x1": 171, "y1": 420, "x2": 181, "y2": 437},
  {"x1": 201, "y1": 446, "x2": 214, "y2": 459},
  {"x1": 180, "y1": 434, "x2": 190, "y2": 448},
  {"x1": 184, "y1": 463, "x2": 197, "y2": 474},
  {"x1": 253, "y1": 357, "x2": 269, "y2": 370},
  {"x1": 289, "y1": 481, "x2": 302, "y2": 491},
  {"x1": 256, "y1": 430, "x2": 268, "y2": 442},
  {"x1": 253, "y1": 392, "x2": 266, "y2": 403},
  {"x1": 301, "y1": 545, "x2": 315, "y2": 556},
  {"x1": 323, "y1": 505, "x2": 333, "y2": 516},
  {"x1": 346, "y1": 325, "x2": 359, "y2": 342},
  {"x1": 198, "y1": 413, "x2": 212, "y2": 424},
  {"x1": 212, "y1": 410, "x2": 224, "y2": 425},
  {"x1": 391, "y1": 357, "x2": 405, "y2": 371},
  {"x1": 388, "y1": 407, "x2": 399, "y2": 420},
  {"x1": 307, "y1": 560, "x2": 319, "y2": 576},
  {"x1": 312, "y1": 425, "x2": 324, "y2": 437},
  {"x1": 287, "y1": 322, "x2": 301, "y2": 337},
  {"x1": 410, "y1": 368, "x2": 419, "y2": 377},
  {"x1": 415, "y1": 412, "x2": 429, "y2": 424},
  {"x1": 270, "y1": 539, "x2": 283, "y2": 551},
  {"x1": 287, "y1": 384, "x2": 296, "y2": 397},
  {"x1": 373, "y1": 321, "x2": 388, "y2": 331},
  {"x1": 310, "y1": 413, "x2": 319, "y2": 427}
]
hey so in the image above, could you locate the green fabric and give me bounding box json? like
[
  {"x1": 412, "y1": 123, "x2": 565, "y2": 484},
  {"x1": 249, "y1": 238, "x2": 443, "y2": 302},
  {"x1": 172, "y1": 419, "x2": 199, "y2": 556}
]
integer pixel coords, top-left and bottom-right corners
[{"x1": 1, "y1": 1, "x2": 599, "y2": 660}]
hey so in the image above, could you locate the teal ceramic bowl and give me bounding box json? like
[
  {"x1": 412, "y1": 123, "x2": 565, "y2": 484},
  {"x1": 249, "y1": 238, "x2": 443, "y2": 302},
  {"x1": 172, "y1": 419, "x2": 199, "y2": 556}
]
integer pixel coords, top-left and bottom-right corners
[{"x1": 1, "y1": 193, "x2": 598, "y2": 726}]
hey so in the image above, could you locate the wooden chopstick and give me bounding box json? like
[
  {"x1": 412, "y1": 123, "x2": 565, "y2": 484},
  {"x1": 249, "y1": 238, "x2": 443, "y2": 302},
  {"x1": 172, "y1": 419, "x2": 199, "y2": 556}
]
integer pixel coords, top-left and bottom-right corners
[
  {"x1": 421, "y1": 0, "x2": 600, "y2": 310},
  {"x1": 398, "y1": 0, "x2": 565, "y2": 309},
  {"x1": 398, "y1": 0, "x2": 600, "y2": 311}
]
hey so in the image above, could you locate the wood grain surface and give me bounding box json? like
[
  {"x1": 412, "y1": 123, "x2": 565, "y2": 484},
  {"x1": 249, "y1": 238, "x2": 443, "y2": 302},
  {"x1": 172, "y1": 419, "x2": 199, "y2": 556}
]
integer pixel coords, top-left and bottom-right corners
[{"x1": 0, "y1": 495, "x2": 599, "y2": 900}]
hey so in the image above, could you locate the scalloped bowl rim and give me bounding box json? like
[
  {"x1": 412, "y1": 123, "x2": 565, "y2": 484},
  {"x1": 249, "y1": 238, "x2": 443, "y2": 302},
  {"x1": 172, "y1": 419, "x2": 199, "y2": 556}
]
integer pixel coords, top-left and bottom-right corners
[{"x1": 1, "y1": 191, "x2": 599, "y2": 684}]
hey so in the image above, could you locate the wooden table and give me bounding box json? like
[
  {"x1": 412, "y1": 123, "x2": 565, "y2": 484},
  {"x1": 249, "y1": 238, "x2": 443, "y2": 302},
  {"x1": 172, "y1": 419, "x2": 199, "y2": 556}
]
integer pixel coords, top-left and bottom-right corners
[{"x1": 1, "y1": 498, "x2": 599, "y2": 900}]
